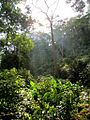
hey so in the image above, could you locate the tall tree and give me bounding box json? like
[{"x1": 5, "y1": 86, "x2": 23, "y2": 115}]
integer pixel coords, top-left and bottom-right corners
[
  {"x1": 32, "y1": 0, "x2": 59, "y2": 75},
  {"x1": 29, "y1": 32, "x2": 52, "y2": 75},
  {"x1": 0, "y1": 0, "x2": 34, "y2": 47},
  {"x1": 0, "y1": 0, "x2": 34, "y2": 69},
  {"x1": 59, "y1": 14, "x2": 90, "y2": 57}
]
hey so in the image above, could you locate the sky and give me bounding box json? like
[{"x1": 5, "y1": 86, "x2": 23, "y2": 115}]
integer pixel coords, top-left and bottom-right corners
[{"x1": 19, "y1": 0, "x2": 78, "y2": 32}]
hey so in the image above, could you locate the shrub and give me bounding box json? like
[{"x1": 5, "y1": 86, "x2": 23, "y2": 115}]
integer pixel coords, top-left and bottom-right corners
[
  {"x1": 0, "y1": 69, "x2": 89, "y2": 120},
  {"x1": 69, "y1": 58, "x2": 90, "y2": 87},
  {"x1": 0, "y1": 68, "x2": 25, "y2": 119},
  {"x1": 23, "y1": 76, "x2": 82, "y2": 120}
]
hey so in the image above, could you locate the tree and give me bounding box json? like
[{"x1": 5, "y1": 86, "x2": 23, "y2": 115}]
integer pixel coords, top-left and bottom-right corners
[
  {"x1": 66, "y1": 0, "x2": 90, "y2": 13},
  {"x1": 29, "y1": 32, "x2": 52, "y2": 75},
  {"x1": 52, "y1": 14, "x2": 90, "y2": 84},
  {"x1": 0, "y1": 0, "x2": 34, "y2": 34},
  {"x1": 0, "y1": 0, "x2": 34, "y2": 69},
  {"x1": 62, "y1": 14, "x2": 90, "y2": 57},
  {"x1": 1, "y1": 34, "x2": 34, "y2": 69},
  {"x1": 32, "y1": 0, "x2": 59, "y2": 75},
  {"x1": 0, "y1": 0, "x2": 34, "y2": 53},
  {"x1": 52, "y1": 13, "x2": 90, "y2": 59}
]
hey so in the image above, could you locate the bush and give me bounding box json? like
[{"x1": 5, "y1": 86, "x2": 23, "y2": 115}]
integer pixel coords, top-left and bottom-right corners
[
  {"x1": 0, "y1": 68, "x2": 25, "y2": 119},
  {"x1": 69, "y1": 58, "x2": 90, "y2": 87},
  {"x1": 56, "y1": 56, "x2": 90, "y2": 87},
  {"x1": 18, "y1": 68, "x2": 34, "y2": 85},
  {"x1": 0, "y1": 69, "x2": 89, "y2": 120},
  {"x1": 1, "y1": 52, "x2": 21, "y2": 69},
  {"x1": 56, "y1": 63, "x2": 70, "y2": 79},
  {"x1": 23, "y1": 76, "x2": 82, "y2": 120}
]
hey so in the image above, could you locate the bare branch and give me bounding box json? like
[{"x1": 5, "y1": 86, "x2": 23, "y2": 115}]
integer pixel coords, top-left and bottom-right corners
[
  {"x1": 44, "y1": 0, "x2": 49, "y2": 9},
  {"x1": 44, "y1": 0, "x2": 50, "y2": 13},
  {"x1": 49, "y1": 0, "x2": 58, "y2": 9},
  {"x1": 32, "y1": 0, "x2": 51, "y2": 21},
  {"x1": 52, "y1": 0, "x2": 59, "y2": 16},
  {"x1": 37, "y1": 6, "x2": 50, "y2": 21}
]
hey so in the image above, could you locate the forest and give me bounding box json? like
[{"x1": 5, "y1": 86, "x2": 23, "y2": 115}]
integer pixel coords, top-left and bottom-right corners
[{"x1": 0, "y1": 0, "x2": 90, "y2": 119}]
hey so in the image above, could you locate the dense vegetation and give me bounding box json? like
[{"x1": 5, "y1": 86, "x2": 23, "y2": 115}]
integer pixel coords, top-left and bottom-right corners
[
  {"x1": 0, "y1": 68, "x2": 90, "y2": 119},
  {"x1": 0, "y1": 0, "x2": 90, "y2": 119}
]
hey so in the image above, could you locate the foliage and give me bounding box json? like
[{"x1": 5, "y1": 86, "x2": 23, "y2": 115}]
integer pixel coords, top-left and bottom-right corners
[
  {"x1": 0, "y1": 0, "x2": 33, "y2": 35},
  {"x1": 1, "y1": 51, "x2": 20, "y2": 69},
  {"x1": 30, "y1": 32, "x2": 52, "y2": 76},
  {"x1": 69, "y1": 57, "x2": 90, "y2": 87},
  {"x1": 61, "y1": 13, "x2": 90, "y2": 58},
  {"x1": 73, "y1": 90, "x2": 90, "y2": 120},
  {"x1": 66, "y1": 0, "x2": 89, "y2": 13},
  {"x1": 0, "y1": 0, "x2": 34, "y2": 70},
  {"x1": 0, "y1": 0, "x2": 90, "y2": 120},
  {"x1": 56, "y1": 61, "x2": 70, "y2": 79},
  {"x1": 0, "y1": 34, "x2": 34, "y2": 69},
  {"x1": 12, "y1": 34, "x2": 34, "y2": 53},
  {"x1": 18, "y1": 68, "x2": 34, "y2": 85},
  {"x1": 0, "y1": 69, "x2": 90, "y2": 119},
  {"x1": 0, "y1": 68, "x2": 25, "y2": 119},
  {"x1": 29, "y1": 13, "x2": 90, "y2": 77},
  {"x1": 55, "y1": 56, "x2": 90, "y2": 87},
  {"x1": 23, "y1": 76, "x2": 82, "y2": 120}
]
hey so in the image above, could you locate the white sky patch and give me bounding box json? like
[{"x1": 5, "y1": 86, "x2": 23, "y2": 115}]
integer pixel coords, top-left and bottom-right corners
[{"x1": 18, "y1": 0, "x2": 78, "y2": 32}]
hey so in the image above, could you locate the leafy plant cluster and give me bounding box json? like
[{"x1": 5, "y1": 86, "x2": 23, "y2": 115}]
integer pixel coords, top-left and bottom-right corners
[
  {"x1": 55, "y1": 55, "x2": 90, "y2": 87},
  {"x1": 0, "y1": 68, "x2": 90, "y2": 120},
  {"x1": 0, "y1": 68, "x2": 26, "y2": 119}
]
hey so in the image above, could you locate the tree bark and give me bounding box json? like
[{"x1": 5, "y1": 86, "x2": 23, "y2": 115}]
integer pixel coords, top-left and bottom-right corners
[{"x1": 50, "y1": 20, "x2": 57, "y2": 75}]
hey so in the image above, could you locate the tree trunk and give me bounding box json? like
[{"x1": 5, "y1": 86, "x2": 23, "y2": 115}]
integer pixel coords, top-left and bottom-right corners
[{"x1": 50, "y1": 20, "x2": 57, "y2": 75}]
